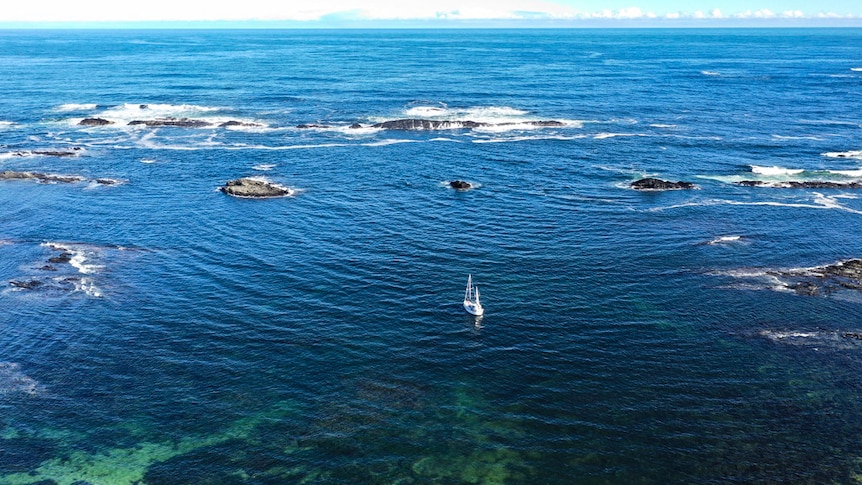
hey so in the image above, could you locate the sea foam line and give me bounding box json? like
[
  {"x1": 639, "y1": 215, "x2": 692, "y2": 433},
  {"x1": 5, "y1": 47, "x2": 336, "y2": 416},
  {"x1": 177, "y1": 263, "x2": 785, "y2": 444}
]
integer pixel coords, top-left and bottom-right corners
[{"x1": 647, "y1": 195, "x2": 862, "y2": 215}]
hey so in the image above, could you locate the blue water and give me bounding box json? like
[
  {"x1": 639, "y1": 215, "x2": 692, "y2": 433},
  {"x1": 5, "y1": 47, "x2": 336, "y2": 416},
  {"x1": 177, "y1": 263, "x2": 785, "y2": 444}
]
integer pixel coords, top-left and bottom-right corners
[{"x1": 2, "y1": 28, "x2": 862, "y2": 484}]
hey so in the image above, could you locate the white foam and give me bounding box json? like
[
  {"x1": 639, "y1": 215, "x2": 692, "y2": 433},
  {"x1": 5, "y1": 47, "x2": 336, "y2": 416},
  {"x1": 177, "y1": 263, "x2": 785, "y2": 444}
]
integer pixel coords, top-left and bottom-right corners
[
  {"x1": 88, "y1": 103, "x2": 264, "y2": 128},
  {"x1": 649, "y1": 194, "x2": 862, "y2": 215},
  {"x1": 852, "y1": 68, "x2": 862, "y2": 72},
  {"x1": 771, "y1": 135, "x2": 823, "y2": 141},
  {"x1": 751, "y1": 165, "x2": 805, "y2": 176},
  {"x1": 701, "y1": 70, "x2": 721, "y2": 76},
  {"x1": 473, "y1": 122, "x2": 542, "y2": 133},
  {"x1": 594, "y1": 133, "x2": 644, "y2": 139},
  {"x1": 761, "y1": 331, "x2": 818, "y2": 340},
  {"x1": 56, "y1": 103, "x2": 97, "y2": 112},
  {"x1": 0, "y1": 121, "x2": 14, "y2": 128},
  {"x1": 394, "y1": 105, "x2": 532, "y2": 125},
  {"x1": 140, "y1": 158, "x2": 158, "y2": 164},
  {"x1": 77, "y1": 277, "x2": 103, "y2": 298},
  {"x1": 41, "y1": 242, "x2": 103, "y2": 274},
  {"x1": 650, "y1": 124, "x2": 677, "y2": 128},
  {"x1": 832, "y1": 169, "x2": 862, "y2": 177},
  {"x1": 823, "y1": 150, "x2": 862, "y2": 159},
  {"x1": 362, "y1": 139, "x2": 420, "y2": 147},
  {"x1": 473, "y1": 134, "x2": 587, "y2": 144},
  {"x1": 707, "y1": 235, "x2": 743, "y2": 245},
  {"x1": 404, "y1": 106, "x2": 449, "y2": 117},
  {"x1": 253, "y1": 164, "x2": 276, "y2": 171}
]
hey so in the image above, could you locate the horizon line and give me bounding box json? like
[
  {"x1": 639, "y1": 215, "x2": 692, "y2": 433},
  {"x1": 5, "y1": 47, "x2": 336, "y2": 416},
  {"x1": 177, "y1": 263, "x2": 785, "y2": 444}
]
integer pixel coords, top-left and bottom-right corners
[{"x1": 2, "y1": 18, "x2": 862, "y2": 29}]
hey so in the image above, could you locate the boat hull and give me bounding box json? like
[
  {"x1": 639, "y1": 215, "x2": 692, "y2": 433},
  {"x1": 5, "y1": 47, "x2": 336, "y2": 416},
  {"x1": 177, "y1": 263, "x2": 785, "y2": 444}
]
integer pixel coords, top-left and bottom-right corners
[{"x1": 463, "y1": 300, "x2": 484, "y2": 316}]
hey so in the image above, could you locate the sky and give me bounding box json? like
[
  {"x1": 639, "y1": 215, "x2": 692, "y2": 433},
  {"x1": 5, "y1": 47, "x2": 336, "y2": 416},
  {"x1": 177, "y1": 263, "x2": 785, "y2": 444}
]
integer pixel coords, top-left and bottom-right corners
[{"x1": 2, "y1": 0, "x2": 861, "y2": 27}]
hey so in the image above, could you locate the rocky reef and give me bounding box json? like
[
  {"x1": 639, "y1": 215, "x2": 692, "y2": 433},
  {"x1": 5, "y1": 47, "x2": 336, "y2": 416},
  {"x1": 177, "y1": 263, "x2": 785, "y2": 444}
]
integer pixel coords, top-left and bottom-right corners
[
  {"x1": 79, "y1": 118, "x2": 114, "y2": 126},
  {"x1": 0, "y1": 171, "x2": 85, "y2": 184},
  {"x1": 12, "y1": 148, "x2": 82, "y2": 157},
  {"x1": 124, "y1": 118, "x2": 261, "y2": 128},
  {"x1": 370, "y1": 118, "x2": 565, "y2": 130},
  {"x1": 220, "y1": 178, "x2": 293, "y2": 198},
  {"x1": 449, "y1": 180, "x2": 473, "y2": 190},
  {"x1": 737, "y1": 180, "x2": 862, "y2": 189},
  {"x1": 631, "y1": 178, "x2": 696, "y2": 190},
  {"x1": 0, "y1": 171, "x2": 119, "y2": 186},
  {"x1": 769, "y1": 259, "x2": 862, "y2": 296}
]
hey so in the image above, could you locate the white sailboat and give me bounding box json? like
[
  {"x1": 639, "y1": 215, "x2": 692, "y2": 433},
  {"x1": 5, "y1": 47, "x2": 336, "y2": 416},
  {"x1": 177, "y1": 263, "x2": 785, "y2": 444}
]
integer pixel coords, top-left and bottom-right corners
[{"x1": 463, "y1": 274, "x2": 484, "y2": 316}]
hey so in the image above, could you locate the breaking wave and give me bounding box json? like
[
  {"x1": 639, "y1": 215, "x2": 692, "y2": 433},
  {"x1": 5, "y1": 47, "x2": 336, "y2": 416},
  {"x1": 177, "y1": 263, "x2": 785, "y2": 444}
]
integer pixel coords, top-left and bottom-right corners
[
  {"x1": 55, "y1": 103, "x2": 98, "y2": 112},
  {"x1": 823, "y1": 150, "x2": 862, "y2": 159},
  {"x1": 751, "y1": 166, "x2": 805, "y2": 176}
]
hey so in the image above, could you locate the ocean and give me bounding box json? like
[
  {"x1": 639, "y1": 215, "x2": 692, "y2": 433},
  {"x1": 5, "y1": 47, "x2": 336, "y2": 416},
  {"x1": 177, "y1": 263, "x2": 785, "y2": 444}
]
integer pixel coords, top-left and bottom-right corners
[{"x1": 1, "y1": 28, "x2": 862, "y2": 484}]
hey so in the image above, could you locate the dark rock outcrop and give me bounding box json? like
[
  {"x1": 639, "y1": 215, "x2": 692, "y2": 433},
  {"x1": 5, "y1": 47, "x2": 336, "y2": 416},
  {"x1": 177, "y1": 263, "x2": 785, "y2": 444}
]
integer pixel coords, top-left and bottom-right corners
[
  {"x1": 129, "y1": 118, "x2": 213, "y2": 128},
  {"x1": 370, "y1": 119, "x2": 565, "y2": 130},
  {"x1": 220, "y1": 178, "x2": 293, "y2": 198},
  {"x1": 218, "y1": 120, "x2": 262, "y2": 128},
  {"x1": 738, "y1": 180, "x2": 862, "y2": 189},
  {"x1": 14, "y1": 150, "x2": 79, "y2": 157},
  {"x1": 631, "y1": 178, "x2": 696, "y2": 190},
  {"x1": 296, "y1": 124, "x2": 332, "y2": 129},
  {"x1": 10, "y1": 280, "x2": 43, "y2": 290},
  {"x1": 48, "y1": 252, "x2": 73, "y2": 264},
  {"x1": 79, "y1": 118, "x2": 114, "y2": 126},
  {"x1": 0, "y1": 171, "x2": 85, "y2": 184},
  {"x1": 349, "y1": 123, "x2": 363, "y2": 129},
  {"x1": 450, "y1": 180, "x2": 472, "y2": 190},
  {"x1": 765, "y1": 259, "x2": 862, "y2": 296},
  {"x1": 0, "y1": 171, "x2": 119, "y2": 186}
]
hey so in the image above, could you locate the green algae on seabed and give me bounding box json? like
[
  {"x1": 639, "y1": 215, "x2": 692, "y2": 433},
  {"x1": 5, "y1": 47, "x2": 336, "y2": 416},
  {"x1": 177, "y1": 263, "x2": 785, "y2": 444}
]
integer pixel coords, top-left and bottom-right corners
[
  {"x1": 413, "y1": 447, "x2": 530, "y2": 485},
  {"x1": 0, "y1": 401, "x2": 300, "y2": 485},
  {"x1": 408, "y1": 385, "x2": 533, "y2": 484}
]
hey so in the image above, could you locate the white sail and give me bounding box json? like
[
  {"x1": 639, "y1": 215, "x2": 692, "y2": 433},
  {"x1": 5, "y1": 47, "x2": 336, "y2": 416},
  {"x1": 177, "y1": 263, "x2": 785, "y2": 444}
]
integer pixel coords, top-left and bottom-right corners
[{"x1": 463, "y1": 274, "x2": 484, "y2": 316}]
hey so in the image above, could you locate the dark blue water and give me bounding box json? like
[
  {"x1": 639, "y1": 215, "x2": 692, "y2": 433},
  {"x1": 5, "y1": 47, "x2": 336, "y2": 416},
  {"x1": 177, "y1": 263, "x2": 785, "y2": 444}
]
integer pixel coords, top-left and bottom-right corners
[{"x1": 2, "y1": 28, "x2": 862, "y2": 484}]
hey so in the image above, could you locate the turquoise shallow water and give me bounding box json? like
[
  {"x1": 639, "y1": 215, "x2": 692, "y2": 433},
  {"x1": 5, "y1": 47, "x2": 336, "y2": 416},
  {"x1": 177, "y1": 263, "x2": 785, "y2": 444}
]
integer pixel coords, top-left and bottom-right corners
[{"x1": 1, "y1": 28, "x2": 862, "y2": 484}]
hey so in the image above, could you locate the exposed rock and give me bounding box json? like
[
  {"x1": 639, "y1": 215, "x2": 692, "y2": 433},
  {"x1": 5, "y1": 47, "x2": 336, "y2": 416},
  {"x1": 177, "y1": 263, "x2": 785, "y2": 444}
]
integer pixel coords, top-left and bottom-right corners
[
  {"x1": 370, "y1": 118, "x2": 565, "y2": 130},
  {"x1": 763, "y1": 259, "x2": 862, "y2": 296},
  {"x1": 0, "y1": 171, "x2": 86, "y2": 184},
  {"x1": 349, "y1": 123, "x2": 363, "y2": 129},
  {"x1": 220, "y1": 178, "x2": 293, "y2": 198},
  {"x1": 296, "y1": 124, "x2": 332, "y2": 129},
  {"x1": 631, "y1": 177, "x2": 696, "y2": 190},
  {"x1": 95, "y1": 178, "x2": 122, "y2": 185},
  {"x1": 10, "y1": 280, "x2": 43, "y2": 290},
  {"x1": 128, "y1": 118, "x2": 212, "y2": 128},
  {"x1": 449, "y1": 180, "x2": 472, "y2": 190},
  {"x1": 737, "y1": 180, "x2": 862, "y2": 189},
  {"x1": 790, "y1": 281, "x2": 820, "y2": 296},
  {"x1": 48, "y1": 252, "x2": 73, "y2": 264},
  {"x1": 13, "y1": 150, "x2": 79, "y2": 157},
  {"x1": 39, "y1": 265, "x2": 58, "y2": 271},
  {"x1": 218, "y1": 120, "x2": 262, "y2": 128},
  {"x1": 372, "y1": 119, "x2": 484, "y2": 130},
  {"x1": 843, "y1": 332, "x2": 862, "y2": 340},
  {"x1": 79, "y1": 118, "x2": 114, "y2": 126}
]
